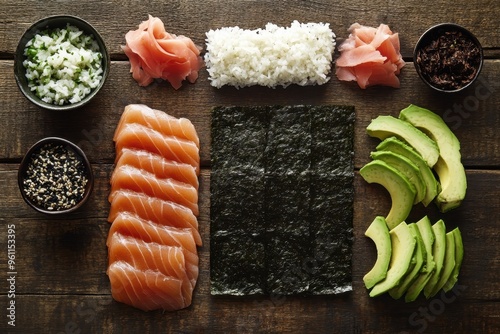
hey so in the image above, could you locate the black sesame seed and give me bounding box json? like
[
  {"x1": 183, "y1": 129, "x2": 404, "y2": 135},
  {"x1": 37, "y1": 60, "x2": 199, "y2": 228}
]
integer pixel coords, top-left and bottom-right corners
[{"x1": 23, "y1": 143, "x2": 89, "y2": 211}]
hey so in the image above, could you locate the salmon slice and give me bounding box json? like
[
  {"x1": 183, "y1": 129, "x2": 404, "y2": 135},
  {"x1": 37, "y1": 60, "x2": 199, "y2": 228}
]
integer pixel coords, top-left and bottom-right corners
[
  {"x1": 115, "y1": 123, "x2": 200, "y2": 174},
  {"x1": 113, "y1": 104, "x2": 200, "y2": 148},
  {"x1": 115, "y1": 148, "x2": 199, "y2": 189},
  {"x1": 108, "y1": 212, "x2": 199, "y2": 285},
  {"x1": 108, "y1": 233, "x2": 193, "y2": 303},
  {"x1": 109, "y1": 165, "x2": 199, "y2": 215},
  {"x1": 108, "y1": 191, "x2": 201, "y2": 246},
  {"x1": 108, "y1": 261, "x2": 187, "y2": 311}
]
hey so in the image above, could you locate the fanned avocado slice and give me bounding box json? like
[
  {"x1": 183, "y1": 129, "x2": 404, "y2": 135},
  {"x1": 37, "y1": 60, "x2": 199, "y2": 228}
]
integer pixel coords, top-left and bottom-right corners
[
  {"x1": 369, "y1": 222, "x2": 416, "y2": 297},
  {"x1": 405, "y1": 216, "x2": 436, "y2": 302},
  {"x1": 363, "y1": 216, "x2": 392, "y2": 289},
  {"x1": 389, "y1": 223, "x2": 426, "y2": 299},
  {"x1": 366, "y1": 115, "x2": 440, "y2": 168},
  {"x1": 428, "y1": 231, "x2": 456, "y2": 297},
  {"x1": 443, "y1": 228, "x2": 464, "y2": 292},
  {"x1": 360, "y1": 160, "x2": 416, "y2": 230},
  {"x1": 371, "y1": 150, "x2": 427, "y2": 205},
  {"x1": 376, "y1": 137, "x2": 440, "y2": 206},
  {"x1": 414, "y1": 216, "x2": 436, "y2": 274},
  {"x1": 423, "y1": 220, "x2": 447, "y2": 298},
  {"x1": 399, "y1": 104, "x2": 467, "y2": 212}
]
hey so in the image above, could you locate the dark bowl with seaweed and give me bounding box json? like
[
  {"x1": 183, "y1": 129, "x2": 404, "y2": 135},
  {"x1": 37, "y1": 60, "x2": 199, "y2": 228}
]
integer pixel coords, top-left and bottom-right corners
[
  {"x1": 18, "y1": 137, "x2": 94, "y2": 214},
  {"x1": 413, "y1": 23, "x2": 483, "y2": 93}
]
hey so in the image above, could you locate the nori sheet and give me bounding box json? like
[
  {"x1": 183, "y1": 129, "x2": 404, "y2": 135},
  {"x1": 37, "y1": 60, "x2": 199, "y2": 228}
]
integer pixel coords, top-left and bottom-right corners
[{"x1": 210, "y1": 105, "x2": 355, "y2": 296}]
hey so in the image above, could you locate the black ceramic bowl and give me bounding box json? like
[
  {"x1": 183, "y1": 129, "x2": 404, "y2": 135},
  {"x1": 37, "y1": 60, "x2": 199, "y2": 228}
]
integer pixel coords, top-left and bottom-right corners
[
  {"x1": 413, "y1": 23, "x2": 483, "y2": 93},
  {"x1": 14, "y1": 15, "x2": 110, "y2": 110},
  {"x1": 18, "y1": 137, "x2": 94, "y2": 214}
]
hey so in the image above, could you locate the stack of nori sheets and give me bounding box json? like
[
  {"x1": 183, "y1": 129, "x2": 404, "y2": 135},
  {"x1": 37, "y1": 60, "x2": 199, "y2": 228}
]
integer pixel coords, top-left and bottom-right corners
[{"x1": 210, "y1": 105, "x2": 355, "y2": 295}]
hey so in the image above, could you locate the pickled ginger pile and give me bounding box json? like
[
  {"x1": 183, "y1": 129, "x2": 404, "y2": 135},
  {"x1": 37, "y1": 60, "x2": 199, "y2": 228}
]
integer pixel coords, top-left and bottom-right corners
[
  {"x1": 336, "y1": 23, "x2": 405, "y2": 89},
  {"x1": 122, "y1": 15, "x2": 204, "y2": 88}
]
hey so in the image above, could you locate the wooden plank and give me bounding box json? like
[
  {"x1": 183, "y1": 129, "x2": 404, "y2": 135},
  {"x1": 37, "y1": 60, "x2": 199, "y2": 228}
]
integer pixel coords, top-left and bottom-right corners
[
  {"x1": 1, "y1": 59, "x2": 499, "y2": 167},
  {"x1": 1, "y1": 289, "x2": 498, "y2": 332},
  {"x1": 0, "y1": 0, "x2": 499, "y2": 58}
]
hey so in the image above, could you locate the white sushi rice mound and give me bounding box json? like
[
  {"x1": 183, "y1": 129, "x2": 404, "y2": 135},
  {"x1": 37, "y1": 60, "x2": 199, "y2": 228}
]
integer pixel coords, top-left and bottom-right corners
[
  {"x1": 23, "y1": 24, "x2": 103, "y2": 105},
  {"x1": 204, "y1": 21, "x2": 336, "y2": 88}
]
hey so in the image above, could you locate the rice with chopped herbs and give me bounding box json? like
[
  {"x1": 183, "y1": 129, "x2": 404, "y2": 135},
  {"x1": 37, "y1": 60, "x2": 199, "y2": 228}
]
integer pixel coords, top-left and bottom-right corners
[
  {"x1": 23, "y1": 24, "x2": 103, "y2": 105},
  {"x1": 204, "y1": 21, "x2": 336, "y2": 89}
]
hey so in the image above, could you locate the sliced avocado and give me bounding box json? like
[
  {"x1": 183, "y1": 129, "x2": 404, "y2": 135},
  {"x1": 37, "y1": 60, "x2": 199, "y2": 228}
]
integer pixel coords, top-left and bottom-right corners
[
  {"x1": 371, "y1": 150, "x2": 426, "y2": 205},
  {"x1": 360, "y1": 160, "x2": 416, "y2": 230},
  {"x1": 369, "y1": 222, "x2": 416, "y2": 297},
  {"x1": 376, "y1": 137, "x2": 440, "y2": 207},
  {"x1": 404, "y1": 216, "x2": 436, "y2": 302},
  {"x1": 363, "y1": 216, "x2": 392, "y2": 289},
  {"x1": 366, "y1": 115, "x2": 440, "y2": 168},
  {"x1": 443, "y1": 228, "x2": 464, "y2": 292},
  {"x1": 389, "y1": 223, "x2": 426, "y2": 299},
  {"x1": 428, "y1": 231, "x2": 456, "y2": 297},
  {"x1": 399, "y1": 104, "x2": 467, "y2": 212},
  {"x1": 423, "y1": 219, "x2": 447, "y2": 298},
  {"x1": 414, "y1": 216, "x2": 436, "y2": 274}
]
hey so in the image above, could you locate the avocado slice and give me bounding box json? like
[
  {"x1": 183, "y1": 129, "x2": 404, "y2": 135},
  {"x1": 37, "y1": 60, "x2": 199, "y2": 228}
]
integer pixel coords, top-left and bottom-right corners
[
  {"x1": 389, "y1": 223, "x2": 426, "y2": 299},
  {"x1": 370, "y1": 150, "x2": 427, "y2": 205},
  {"x1": 428, "y1": 231, "x2": 456, "y2": 297},
  {"x1": 369, "y1": 222, "x2": 416, "y2": 297},
  {"x1": 363, "y1": 216, "x2": 392, "y2": 289},
  {"x1": 414, "y1": 216, "x2": 436, "y2": 274},
  {"x1": 404, "y1": 216, "x2": 436, "y2": 302},
  {"x1": 376, "y1": 137, "x2": 440, "y2": 206},
  {"x1": 366, "y1": 115, "x2": 440, "y2": 168},
  {"x1": 399, "y1": 104, "x2": 467, "y2": 212},
  {"x1": 423, "y1": 219, "x2": 447, "y2": 298},
  {"x1": 443, "y1": 228, "x2": 464, "y2": 292},
  {"x1": 360, "y1": 160, "x2": 416, "y2": 230}
]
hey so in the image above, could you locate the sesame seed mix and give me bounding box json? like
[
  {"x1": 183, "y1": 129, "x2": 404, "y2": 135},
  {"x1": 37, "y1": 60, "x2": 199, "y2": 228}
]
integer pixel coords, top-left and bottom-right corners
[{"x1": 23, "y1": 143, "x2": 89, "y2": 211}]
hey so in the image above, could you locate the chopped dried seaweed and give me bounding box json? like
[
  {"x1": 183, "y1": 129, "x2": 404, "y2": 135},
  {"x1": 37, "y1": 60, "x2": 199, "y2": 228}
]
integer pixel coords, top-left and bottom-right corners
[{"x1": 210, "y1": 105, "x2": 355, "y2": 296}]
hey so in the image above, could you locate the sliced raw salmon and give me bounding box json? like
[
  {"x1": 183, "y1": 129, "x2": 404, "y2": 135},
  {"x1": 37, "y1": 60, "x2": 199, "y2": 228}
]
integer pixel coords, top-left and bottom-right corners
[
  {"x1": 108, "y1": 233, "x2": 193, "y2": 303},
  {"x1": 108, "y1": 191, "x2": 201, "y2": 246},
  {"x1": 109, "y1": 165, "x2": 199, "y2": 216},
  {"x1": 107, "y1": 104, "x2": 200, "y2": 312},
  {"x1": 115, "y1": 148, "x2": 199, "y2": 189},
  {"x1": 114, "y1": 123, "x2": 200, "y2": 174},
  {"x1": 114, "y1": 104, "x2": 200, "y2": 148},
  {"x1": 108, "y1": 212, "x2": 199, "y2": 285},
  {"x1": 108, "y1": 261, "x2": 186, "y2": 311}
]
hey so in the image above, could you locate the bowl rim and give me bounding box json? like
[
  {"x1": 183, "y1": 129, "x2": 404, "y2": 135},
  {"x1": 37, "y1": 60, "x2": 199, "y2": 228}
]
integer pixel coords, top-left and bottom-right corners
[
  {"x1": 14, "y1": 14, "x2": 110, "y2": 110},
  {"x1": 18, "y1": 136, "x2": 94, "y2": 215},
  {"x1": 413, "y1": 22, "x2": 484, "y2": 93}
]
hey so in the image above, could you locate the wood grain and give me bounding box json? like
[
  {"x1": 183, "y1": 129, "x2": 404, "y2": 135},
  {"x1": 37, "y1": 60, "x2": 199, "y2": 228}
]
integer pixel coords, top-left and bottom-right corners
[{"x1": 0, "y1": 0, "x2": 499, "y2": 333}]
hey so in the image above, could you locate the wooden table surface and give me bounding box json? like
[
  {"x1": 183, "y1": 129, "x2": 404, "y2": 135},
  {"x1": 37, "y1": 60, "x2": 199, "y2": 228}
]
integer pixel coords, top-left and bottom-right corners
[{"x1": 1, "y1": 1, "x2": 499, "y2": 333}]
